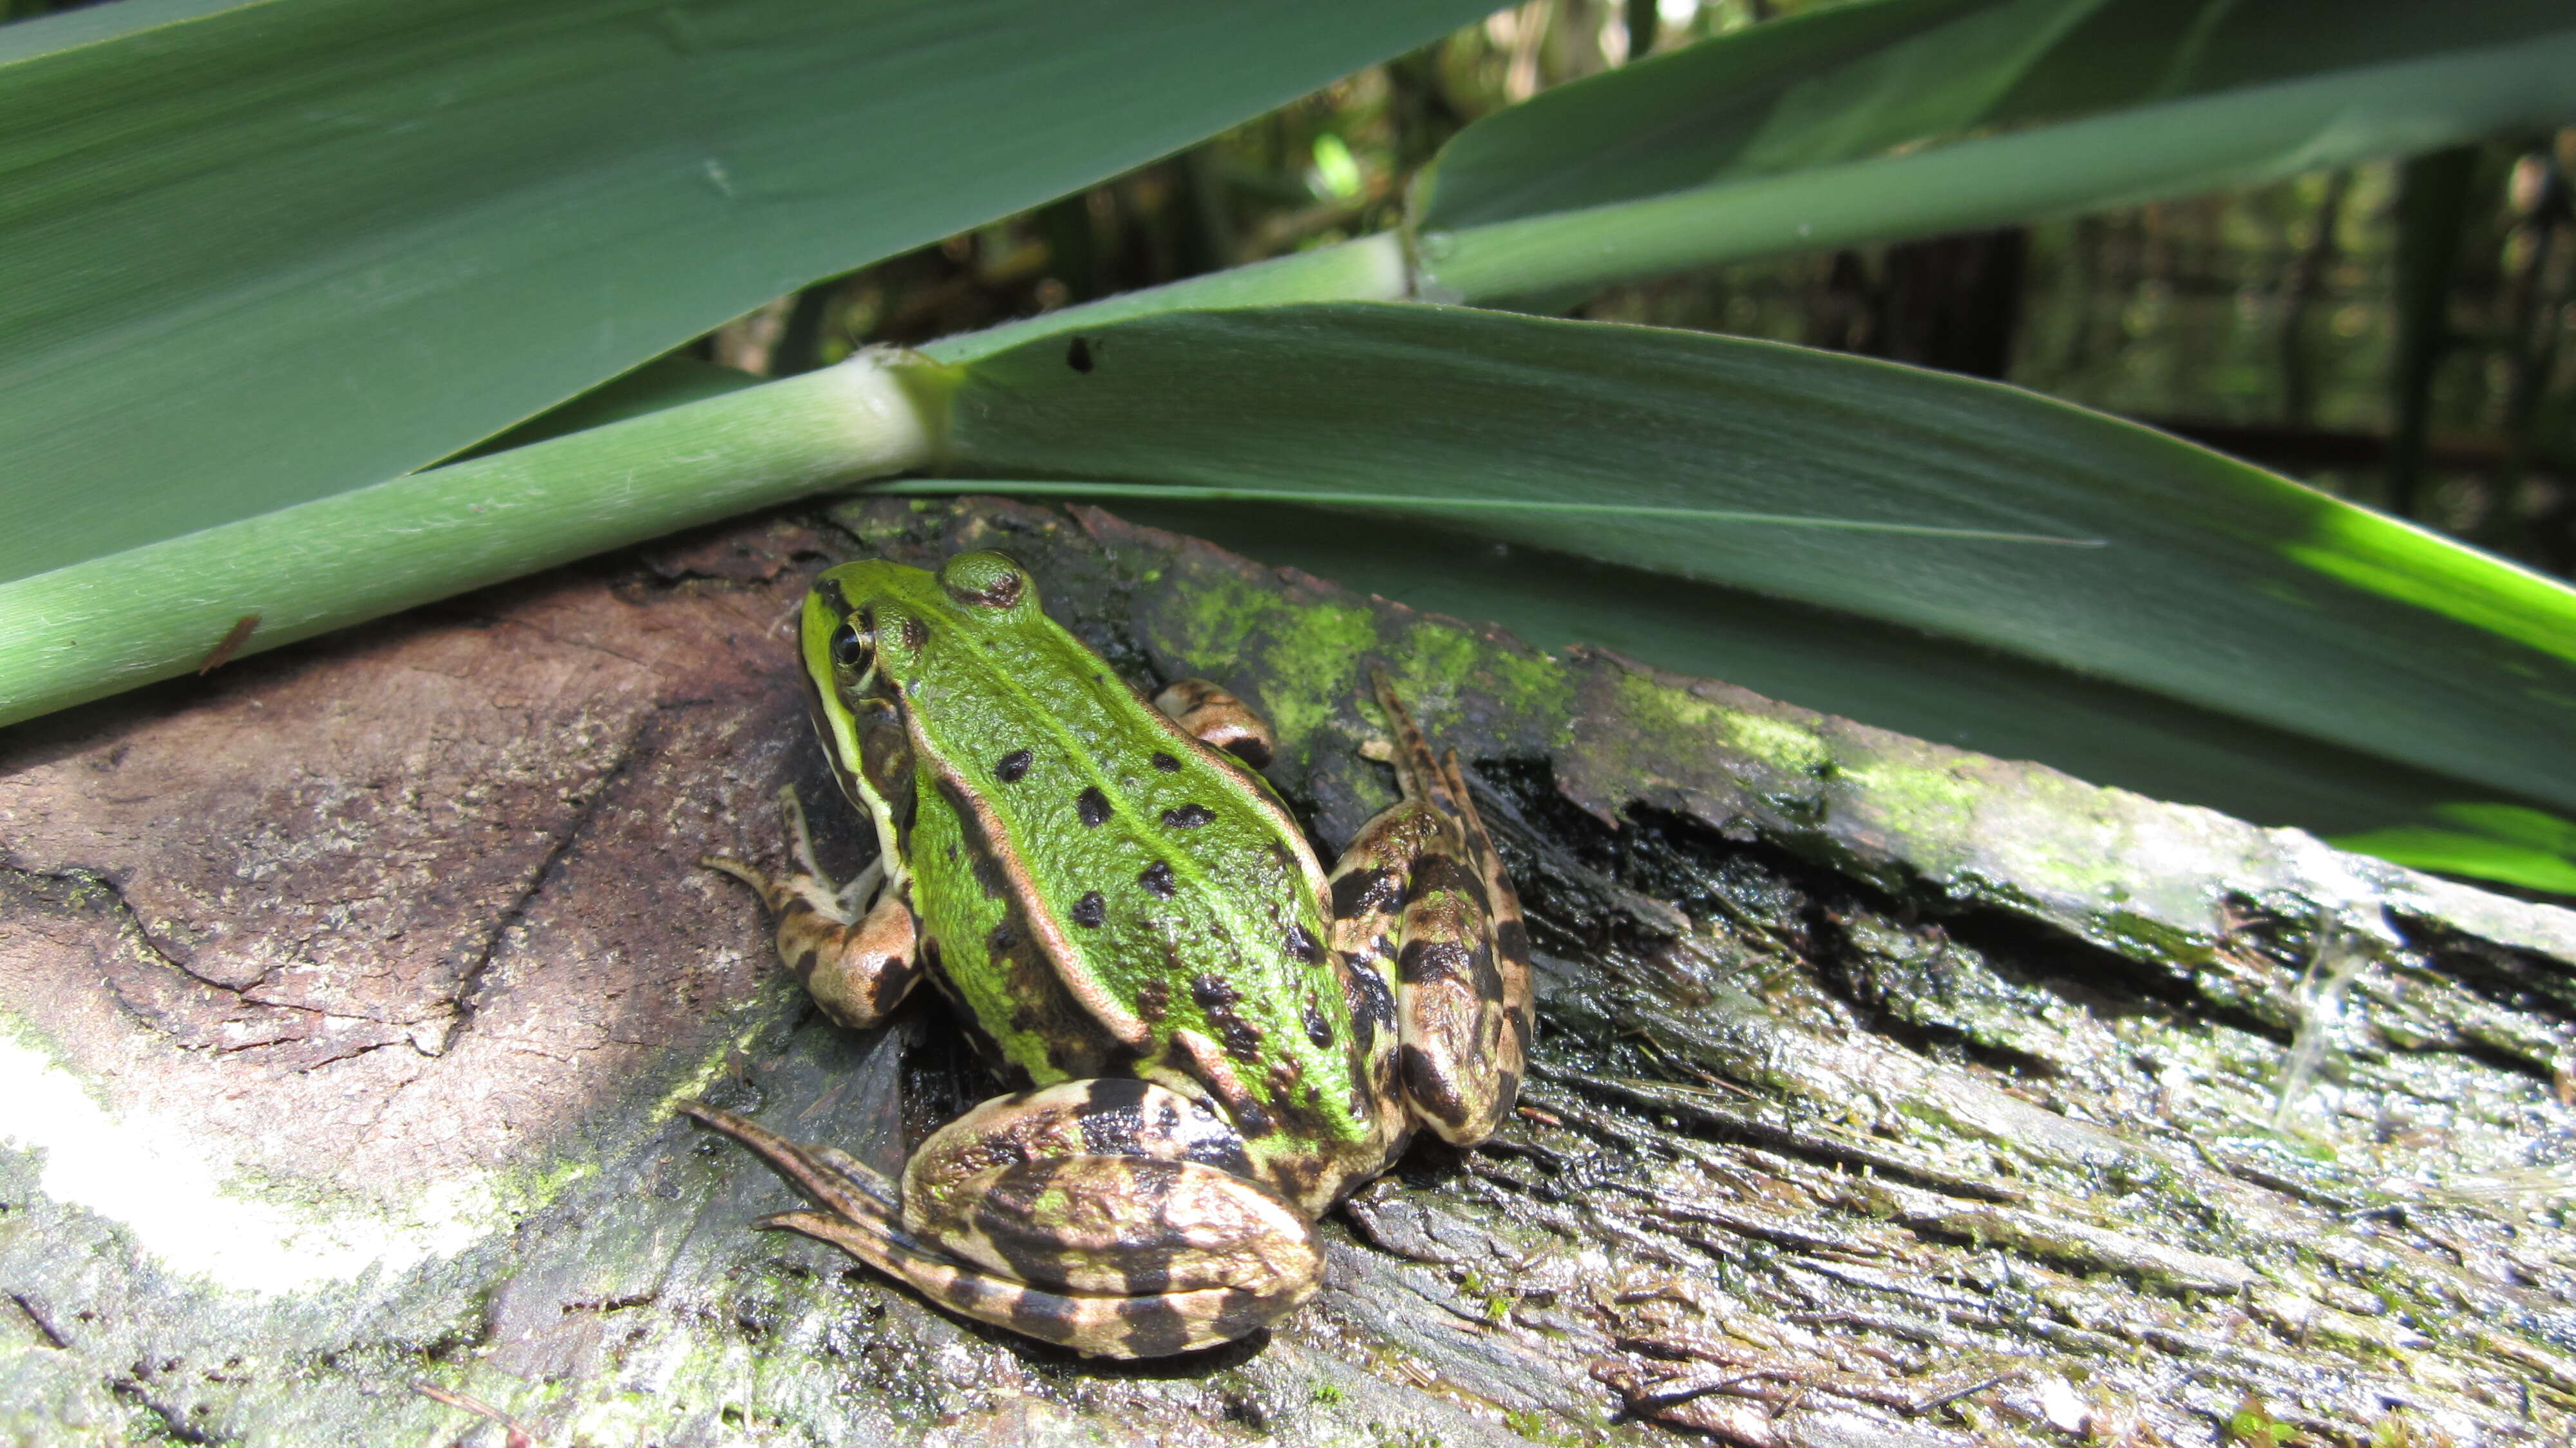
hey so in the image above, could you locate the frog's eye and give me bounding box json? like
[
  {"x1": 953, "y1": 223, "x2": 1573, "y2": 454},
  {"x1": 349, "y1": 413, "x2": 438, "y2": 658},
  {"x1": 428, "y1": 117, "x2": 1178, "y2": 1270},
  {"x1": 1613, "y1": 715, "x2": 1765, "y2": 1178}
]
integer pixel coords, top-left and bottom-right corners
[
  {"x1": 829, "y1": 621, "x2": 869, "y2": 671},
  {"x1": 938, "y1": 551, "x2": 1030, "y2": 610}
]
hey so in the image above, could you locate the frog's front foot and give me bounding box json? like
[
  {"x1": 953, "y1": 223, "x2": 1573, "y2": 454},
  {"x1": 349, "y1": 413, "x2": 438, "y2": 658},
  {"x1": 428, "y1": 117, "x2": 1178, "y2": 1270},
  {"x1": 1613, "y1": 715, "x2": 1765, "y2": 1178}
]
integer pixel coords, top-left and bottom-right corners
[
  {"x1": 679, "y1": 1079, "x2": 1320, "y2": 1358},
  {"x1": 703, "y1": 786, "x2": 922, "y2": 1030}
]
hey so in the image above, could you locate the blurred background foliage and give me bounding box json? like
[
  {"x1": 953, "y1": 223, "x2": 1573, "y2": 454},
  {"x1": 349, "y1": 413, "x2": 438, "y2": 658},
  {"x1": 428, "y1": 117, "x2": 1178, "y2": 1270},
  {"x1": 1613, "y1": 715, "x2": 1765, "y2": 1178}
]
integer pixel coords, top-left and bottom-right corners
[{"x1": 656, "y1": 0, "x2": 2573, "y2": 578}]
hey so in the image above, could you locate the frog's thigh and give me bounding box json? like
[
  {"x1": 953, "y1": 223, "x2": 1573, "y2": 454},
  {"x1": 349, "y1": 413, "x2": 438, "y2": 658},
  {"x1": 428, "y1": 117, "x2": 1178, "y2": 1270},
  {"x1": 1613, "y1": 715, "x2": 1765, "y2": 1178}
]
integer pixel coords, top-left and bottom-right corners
[
  {"x1": 1327, "y1": 801, "x2": 1522, "y2": 1146},
  {"x1": 1151, "y1": 679, "x2": 1275, "y2": 768},
  {"x1": 899, "y1": 1080, "x2": 1322, "y2": 1355}
]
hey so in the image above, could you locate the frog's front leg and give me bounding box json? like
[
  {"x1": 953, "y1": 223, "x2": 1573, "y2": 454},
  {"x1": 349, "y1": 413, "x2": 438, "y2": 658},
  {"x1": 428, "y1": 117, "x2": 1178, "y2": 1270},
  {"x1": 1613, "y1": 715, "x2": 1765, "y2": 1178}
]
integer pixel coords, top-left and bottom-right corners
[
  {"x1": 704, "y1": 785, "x2": 923, "y2": 1029},
  {"x1": 1329, "y1": 676, "x2": 1534, "y2": 1145},
  {"x1": 683, "y1": 1080, "x2": 1320, "y2": 1357}
]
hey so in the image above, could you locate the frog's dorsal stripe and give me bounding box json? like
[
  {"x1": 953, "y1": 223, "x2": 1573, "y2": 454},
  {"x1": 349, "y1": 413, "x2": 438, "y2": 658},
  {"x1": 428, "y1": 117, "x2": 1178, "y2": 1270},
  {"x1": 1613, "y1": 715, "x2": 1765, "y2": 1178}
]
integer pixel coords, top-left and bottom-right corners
[{"x1": 1164, "y1": 1027, "x2": 1275, "y2": 1139}]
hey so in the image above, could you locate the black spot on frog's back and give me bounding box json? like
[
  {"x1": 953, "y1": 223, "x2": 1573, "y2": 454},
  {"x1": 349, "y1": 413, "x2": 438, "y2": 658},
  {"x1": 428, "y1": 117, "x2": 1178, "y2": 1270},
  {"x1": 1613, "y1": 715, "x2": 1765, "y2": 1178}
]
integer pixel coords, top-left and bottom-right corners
[
  {"x1": 971, "y1": 852, "x2": 1010, "y2": 899},
  {"x1": 1077, "y1": 786, "x2": 1112, "y2": 827},
  {"x1": 1139, "y1": 859, "x2": 1177, "y2": 898},
  {"x1": 1213, "y1": 1013, "x2": 1263, "y2": 1062},
  {"x1": 1188, "y1": 972, "x2": 1262, "y2": 1061}
]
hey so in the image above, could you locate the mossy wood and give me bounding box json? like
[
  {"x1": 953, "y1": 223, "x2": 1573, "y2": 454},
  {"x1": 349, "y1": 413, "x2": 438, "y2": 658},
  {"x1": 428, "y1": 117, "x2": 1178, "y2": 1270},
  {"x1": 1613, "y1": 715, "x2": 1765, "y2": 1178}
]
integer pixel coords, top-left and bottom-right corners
[{"x1": 1, "y1": 499, "x2": 2568, "y2": 1445}]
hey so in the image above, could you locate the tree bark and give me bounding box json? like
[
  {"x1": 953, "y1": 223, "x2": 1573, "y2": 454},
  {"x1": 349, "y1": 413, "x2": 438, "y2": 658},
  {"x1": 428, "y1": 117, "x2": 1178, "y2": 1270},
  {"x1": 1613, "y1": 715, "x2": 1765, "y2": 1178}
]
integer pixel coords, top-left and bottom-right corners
[{"x1": 3, "y1": 497, "x2": 2570, "y2": 1447}]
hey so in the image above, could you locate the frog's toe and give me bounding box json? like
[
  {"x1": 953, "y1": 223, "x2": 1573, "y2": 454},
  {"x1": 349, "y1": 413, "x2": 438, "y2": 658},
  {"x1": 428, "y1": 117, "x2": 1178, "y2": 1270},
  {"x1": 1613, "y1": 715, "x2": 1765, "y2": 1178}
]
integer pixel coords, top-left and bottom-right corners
[{"x1": 677, "y1": 1101, "x2": 902, "y2": 1219}]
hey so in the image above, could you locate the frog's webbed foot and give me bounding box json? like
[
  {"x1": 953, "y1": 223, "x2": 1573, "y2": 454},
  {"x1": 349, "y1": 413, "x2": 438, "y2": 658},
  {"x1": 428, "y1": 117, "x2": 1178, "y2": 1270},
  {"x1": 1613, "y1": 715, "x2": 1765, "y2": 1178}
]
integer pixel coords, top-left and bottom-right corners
[
  {"x1": 703, "y1": 785, "x2": 923, "y2": 1029},
  {"x1": 1152, "y1": 679, "x2": 1275, "y2": 769},
  {"x1": 684, "y1": 1082, "x2": 1321, "y2": 1358},
  {"x1": 1325, "y1": 674, "x2": 1534, "y2": 1147}
]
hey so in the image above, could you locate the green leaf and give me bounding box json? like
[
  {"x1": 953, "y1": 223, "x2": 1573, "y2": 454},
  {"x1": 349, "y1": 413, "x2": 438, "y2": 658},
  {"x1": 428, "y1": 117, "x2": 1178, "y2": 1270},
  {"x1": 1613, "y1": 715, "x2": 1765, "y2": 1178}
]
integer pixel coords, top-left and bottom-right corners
[
  {"x1": 0, "y1": 0, "x2": 1493, "y2": 584},
  {"x1": 934, "y1": 303, "x2": 2576, "y2": 815},
  {"x1": 1414, "y1": 0, "x2": 2005, "y2": 229},
  {"x1": 1414, "y1": 0, "x2": 2576, "y2": 299},
  {"x1": 2332, "y1": 804, "x2": 2576, "y2": 896}
]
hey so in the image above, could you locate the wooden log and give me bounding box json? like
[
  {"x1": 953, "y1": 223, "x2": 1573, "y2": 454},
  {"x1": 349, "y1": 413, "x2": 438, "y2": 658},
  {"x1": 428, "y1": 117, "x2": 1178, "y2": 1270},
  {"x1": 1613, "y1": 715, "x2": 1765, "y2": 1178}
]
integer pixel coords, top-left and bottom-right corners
[{"x1": 1, "y1": 497, "x2": 2568, "y2": 1446}]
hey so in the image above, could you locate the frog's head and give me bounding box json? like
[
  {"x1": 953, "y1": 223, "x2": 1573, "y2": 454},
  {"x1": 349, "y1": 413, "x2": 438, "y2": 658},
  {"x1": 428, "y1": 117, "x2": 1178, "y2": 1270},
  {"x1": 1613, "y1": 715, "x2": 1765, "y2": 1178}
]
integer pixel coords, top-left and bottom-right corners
[
  {"x1": 800, "y1": 551, "x2": 1042, "y2": 687},
  {"x1": 795, "y1": 554, "x2": 1045, "y2": 795}
]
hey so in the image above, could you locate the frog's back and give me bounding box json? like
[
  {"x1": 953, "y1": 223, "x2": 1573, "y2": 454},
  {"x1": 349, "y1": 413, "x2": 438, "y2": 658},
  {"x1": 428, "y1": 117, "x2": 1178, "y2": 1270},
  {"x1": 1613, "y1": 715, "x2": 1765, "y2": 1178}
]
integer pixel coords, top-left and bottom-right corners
[{"x1": 861, "y1": 556, "x2": 1386, "y2": 1190}]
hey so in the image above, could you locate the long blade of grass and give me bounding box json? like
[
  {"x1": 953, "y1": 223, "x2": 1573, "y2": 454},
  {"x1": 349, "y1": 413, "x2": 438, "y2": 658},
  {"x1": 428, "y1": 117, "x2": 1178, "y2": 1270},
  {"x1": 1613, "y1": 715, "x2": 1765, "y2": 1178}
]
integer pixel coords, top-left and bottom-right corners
[
  {"x1": 1418, "y1": 0, "x2": 2573, "y2": 231},
  {"x1": 929, "y1": 6, "x2": 2576, "y2": 363},
  {"x1": 0, "y1": 359, "x2": 932, "y2": 725},
  {"x1": 0, "y1": 0, "x2": 1492, "y2": 584},
  {"x1": 1417, "y1": 26, "x2": 2576, "y2": 301}
]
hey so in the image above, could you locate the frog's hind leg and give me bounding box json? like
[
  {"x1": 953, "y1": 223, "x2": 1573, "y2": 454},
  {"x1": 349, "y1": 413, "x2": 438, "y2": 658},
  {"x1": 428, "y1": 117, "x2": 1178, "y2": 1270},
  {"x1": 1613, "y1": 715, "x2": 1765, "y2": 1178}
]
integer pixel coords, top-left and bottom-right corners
[
  {"x1": 1152, "y1": 679, "x2": 1276, "y2": 768},
  {"x1": 900, "y1": 1079, "x2": 1321, "y2": 1356},
  {"x1": 704, "y1": 785, "x2": 923, "y2": 1029},
  {"x1": 685, "y1": 1081, "x2": 1320, "y2": 1357},
  {"x1": 677, "y1": 1105, "x2": 1184, "y2": 1347},
  {"x1": 1327, "y1": 674, "x2": 1533, "y2": 1147}
]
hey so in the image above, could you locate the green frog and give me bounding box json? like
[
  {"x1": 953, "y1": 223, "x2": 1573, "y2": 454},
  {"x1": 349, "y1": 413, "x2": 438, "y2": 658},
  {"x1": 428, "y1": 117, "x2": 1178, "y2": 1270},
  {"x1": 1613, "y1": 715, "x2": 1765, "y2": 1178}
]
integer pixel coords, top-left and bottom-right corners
[{"x1": 683, "y1": 551, "x2": 1531, "y2": 1358}]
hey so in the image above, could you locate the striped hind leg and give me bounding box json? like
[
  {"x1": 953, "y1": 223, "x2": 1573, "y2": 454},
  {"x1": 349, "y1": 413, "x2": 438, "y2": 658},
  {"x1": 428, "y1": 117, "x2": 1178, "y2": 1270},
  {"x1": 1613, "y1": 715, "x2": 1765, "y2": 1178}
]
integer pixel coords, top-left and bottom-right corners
[
  {"x1": 682, "y1": 1080, "x2": 1321, "y2": 1358},
  {"x1": 1325, "y1": 674, "x2": 1533, "y2": 1147}
]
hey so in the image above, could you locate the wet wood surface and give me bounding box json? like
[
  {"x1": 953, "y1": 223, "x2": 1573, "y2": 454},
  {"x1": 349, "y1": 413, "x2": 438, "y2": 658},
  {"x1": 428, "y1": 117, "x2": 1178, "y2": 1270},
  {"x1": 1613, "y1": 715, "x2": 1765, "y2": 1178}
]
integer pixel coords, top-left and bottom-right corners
[{"x1": 3, "y1": 496, "x2": 2570, "y2": 1446}]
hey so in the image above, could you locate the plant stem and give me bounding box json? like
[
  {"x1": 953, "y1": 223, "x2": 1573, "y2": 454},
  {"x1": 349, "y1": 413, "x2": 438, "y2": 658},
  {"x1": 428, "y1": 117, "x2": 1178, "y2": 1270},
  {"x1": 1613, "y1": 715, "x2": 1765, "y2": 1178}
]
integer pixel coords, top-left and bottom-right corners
[{"x1": 0, "y1": 359, "x2": 932, "y2": 727}]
